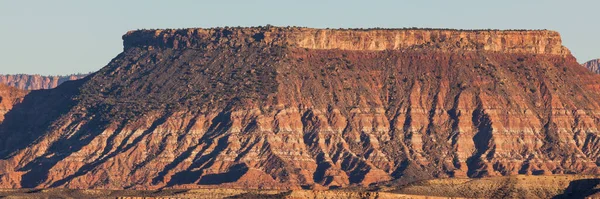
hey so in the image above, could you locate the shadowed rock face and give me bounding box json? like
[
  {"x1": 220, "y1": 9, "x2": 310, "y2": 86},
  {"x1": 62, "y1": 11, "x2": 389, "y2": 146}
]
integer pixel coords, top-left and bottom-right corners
[
  {"x1": 0, "y1": 27, "x2": 599, "y2": 190},
  {"x1": 583, "y1": 59, "x2": 600, "y2": 74},
  {"x1": 0, "y1": 74, "x2": 88, "y2": 90}
]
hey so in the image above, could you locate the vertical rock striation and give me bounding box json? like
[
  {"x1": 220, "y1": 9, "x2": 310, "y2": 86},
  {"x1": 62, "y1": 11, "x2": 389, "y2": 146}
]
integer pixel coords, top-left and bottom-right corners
[{"x1": 0, "y1": 27, "x2": 599, "y2": 190}]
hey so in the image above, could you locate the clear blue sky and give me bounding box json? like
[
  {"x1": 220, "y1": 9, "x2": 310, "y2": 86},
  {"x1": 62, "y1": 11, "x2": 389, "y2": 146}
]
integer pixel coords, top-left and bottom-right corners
[{"x1": 0, "y1": 0, "x2": 598, "y2": 75}]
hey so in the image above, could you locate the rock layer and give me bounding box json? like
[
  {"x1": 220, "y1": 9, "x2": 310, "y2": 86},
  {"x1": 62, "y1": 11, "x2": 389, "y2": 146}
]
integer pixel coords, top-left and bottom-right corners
[
  {"x1": 124, "y1": 27, "x2": 570, "y2": 55},
  {"x1": 0, "y1": 27, "x2": 599, "y2": 190},
  {"x1": 583, "y1": 59, "x2": 600, "y2": 74},
  {"x1": 0, "y1": 74, "x2": 88, "y2": 90}
]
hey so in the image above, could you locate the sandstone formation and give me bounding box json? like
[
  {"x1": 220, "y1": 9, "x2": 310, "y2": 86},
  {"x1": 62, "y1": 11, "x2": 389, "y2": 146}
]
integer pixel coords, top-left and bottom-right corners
[
  {"x1": 0, "y1": 73, "x2": 88, "y2": 90},
  {"x1": 583, "y1": 59, "x2": 600, "y2": 74},
  {"x1": 1, "y1": 27, "x2": 600, "y2": 190},
  {"x1": 0, "y1": 84, "x2": 28, "y2": 122},
  {"x1": 124, "y1": 28, "x2": 570, "y2": 55}
]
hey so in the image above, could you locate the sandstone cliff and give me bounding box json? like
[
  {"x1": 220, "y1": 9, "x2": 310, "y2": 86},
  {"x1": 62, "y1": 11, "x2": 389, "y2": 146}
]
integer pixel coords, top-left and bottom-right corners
[
  {"x1": 583, "y1": 59, "x2": 600, "y2": 74},
  {"x1": 0, "y1": 74, "x2": 88, "y2": 90},
  {"x1": 0, "y1": 27, "x2": 599, "y2": 190},
  {"x1": 123, "y1": 28, "x2": 570, "y2": 55}
]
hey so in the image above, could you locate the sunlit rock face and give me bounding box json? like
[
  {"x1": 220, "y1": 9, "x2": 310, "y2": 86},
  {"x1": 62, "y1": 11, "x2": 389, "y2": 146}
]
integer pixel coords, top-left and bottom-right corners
[
  {"x1": 124, "y1": 28, "x2": 570, "y2": 55},
  {"x1": 0, "y1": 27, "x2": 599, "y2": 190},
  {"x1": 0, "y1": 84, "x2": 27, "y2": 122}
]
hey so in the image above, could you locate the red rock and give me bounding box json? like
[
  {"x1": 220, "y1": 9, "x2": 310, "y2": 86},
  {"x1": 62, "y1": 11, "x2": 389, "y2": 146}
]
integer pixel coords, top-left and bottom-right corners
[
  {"x1": 0, "y1": 27, "x2": 599, "y2": 190},
  {"x1": 0, "y1": 84, "x2": 27, "y2": 122}
]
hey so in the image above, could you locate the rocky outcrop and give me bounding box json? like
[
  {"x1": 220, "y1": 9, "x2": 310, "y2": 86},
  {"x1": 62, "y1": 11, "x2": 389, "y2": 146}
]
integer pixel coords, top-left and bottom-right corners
[
  {"x1": 0, "y1": 27, "x2": 599, "y2": 190},
  {"x1": 0, "y1": 84, "x2": 27, "y2": 122},
  {"x1": 0, "y1": 74, "x2": 88, "y2": 90},
  {"x1": 583, "y1": 59, "x2": 600, "y2": 74}
]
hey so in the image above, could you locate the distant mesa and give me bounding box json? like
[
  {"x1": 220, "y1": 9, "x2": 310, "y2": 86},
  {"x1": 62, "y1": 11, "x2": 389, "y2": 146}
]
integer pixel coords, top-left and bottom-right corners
[
  {"x1": 583, "y1": 59, "x2": 600, "y2": 74},
  {"x1": 0, "y1": 73, "x2": 90, "y2": 90}
]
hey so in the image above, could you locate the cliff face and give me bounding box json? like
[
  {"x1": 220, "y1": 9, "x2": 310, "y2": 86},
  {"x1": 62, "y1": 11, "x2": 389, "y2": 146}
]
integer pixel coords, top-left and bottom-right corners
[
  {"x1": 0, "y1": 84, "x2": 28, "y2": 122},
  {"x1": 583, "y1": 59, "x2": 600, "y2": 74},
  {"x1": 0, "y1": 74, "x2": 88, "y2": 90},
  {"x1": 123, "y1": 28, "x2": 570, "y2": 55},
  {"x1": 0, "y1": 27, "x2": 599, "y2": 190}
]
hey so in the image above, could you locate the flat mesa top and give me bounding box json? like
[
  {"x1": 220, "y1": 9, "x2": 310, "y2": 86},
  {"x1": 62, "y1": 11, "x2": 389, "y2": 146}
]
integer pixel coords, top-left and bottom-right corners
[
  {"x1": 123, "y1": 27, "x2": 569, "y2": 55},
  {"x1": 126, "y1": 26, "x2": 557, "y2": 33}
]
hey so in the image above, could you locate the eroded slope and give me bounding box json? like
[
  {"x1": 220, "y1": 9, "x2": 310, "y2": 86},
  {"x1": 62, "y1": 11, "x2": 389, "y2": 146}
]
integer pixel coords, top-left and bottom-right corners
[{"x1": 0, "y1": 27, "x2": 599, "y2": 190}]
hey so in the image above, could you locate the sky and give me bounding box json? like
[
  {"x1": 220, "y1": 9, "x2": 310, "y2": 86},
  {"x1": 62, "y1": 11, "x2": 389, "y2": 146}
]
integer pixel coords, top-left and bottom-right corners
[{"x1": 0, "y1": 0, "x2": 598, "y2": 75}]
